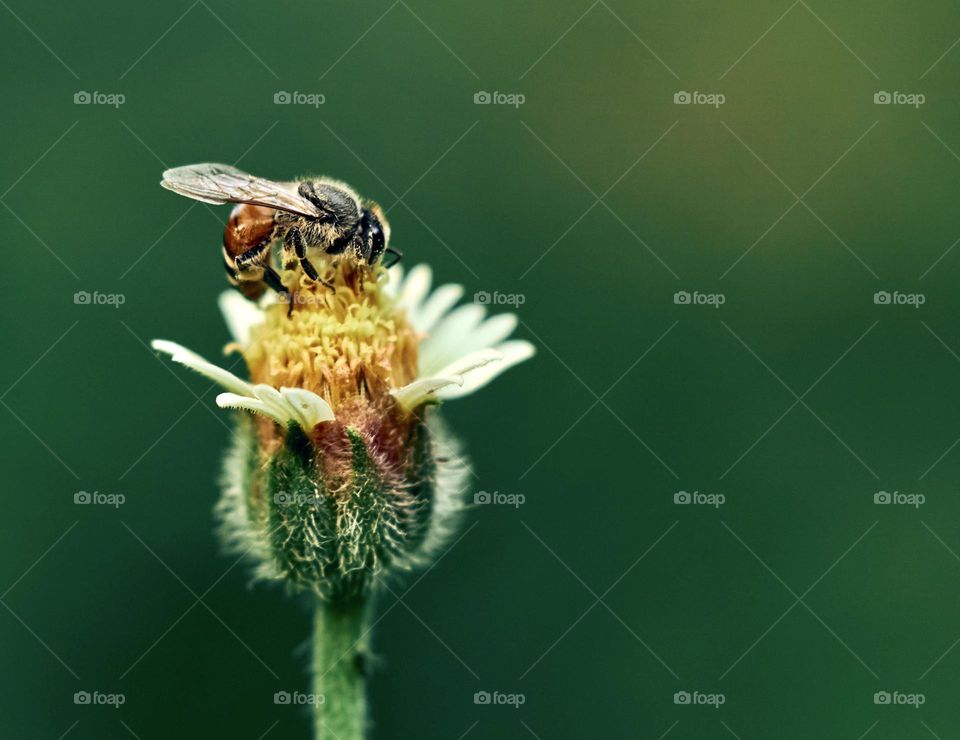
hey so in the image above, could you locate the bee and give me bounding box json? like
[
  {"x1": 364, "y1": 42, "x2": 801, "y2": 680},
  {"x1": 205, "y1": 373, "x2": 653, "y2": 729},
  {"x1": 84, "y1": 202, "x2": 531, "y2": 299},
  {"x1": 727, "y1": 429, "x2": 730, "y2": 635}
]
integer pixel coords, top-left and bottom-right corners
[{"x1": 160, "y1": 163, "x2": 399, "y2": 300}]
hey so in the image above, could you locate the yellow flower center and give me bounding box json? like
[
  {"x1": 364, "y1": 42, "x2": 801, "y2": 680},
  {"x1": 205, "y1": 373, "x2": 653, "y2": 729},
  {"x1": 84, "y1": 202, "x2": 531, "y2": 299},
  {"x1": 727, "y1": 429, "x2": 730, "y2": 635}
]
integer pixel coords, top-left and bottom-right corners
[{"x1": 243, "y1": 262, "x2": 419, "y2": 409}]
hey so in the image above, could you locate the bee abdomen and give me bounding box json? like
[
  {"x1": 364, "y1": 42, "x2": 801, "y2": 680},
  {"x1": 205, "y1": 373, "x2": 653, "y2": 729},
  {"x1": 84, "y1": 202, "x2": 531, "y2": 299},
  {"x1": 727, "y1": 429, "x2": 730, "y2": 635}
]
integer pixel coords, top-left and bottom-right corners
[
  {"x1": 222, "y1": 204, "x2": 277, "y2": 301},
  {"x1": 223, "y1": 204, "x2": 277, "y2": 260}
]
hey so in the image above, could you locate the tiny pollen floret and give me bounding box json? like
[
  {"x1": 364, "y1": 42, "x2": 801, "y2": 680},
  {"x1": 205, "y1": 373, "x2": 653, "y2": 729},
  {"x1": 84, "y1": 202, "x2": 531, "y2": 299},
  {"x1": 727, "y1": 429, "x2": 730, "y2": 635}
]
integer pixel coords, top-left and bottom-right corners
[{"x1": 152, "y1": 261, "x2": 534, "y2": 602}]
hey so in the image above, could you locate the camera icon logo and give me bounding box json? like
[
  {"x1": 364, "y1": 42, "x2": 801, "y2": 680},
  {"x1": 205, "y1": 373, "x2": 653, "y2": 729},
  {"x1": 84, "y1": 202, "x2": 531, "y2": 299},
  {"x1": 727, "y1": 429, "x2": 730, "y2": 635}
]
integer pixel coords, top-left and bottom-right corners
[
  {"x1": 474, "y1": 491, "x2": 492, "y2": 505},
  {"x1": 74, "y1": 291, "x2": 91, "y2": 305},
  {"x1": 874, "y1": 91, "x2": 891, "y2": 105},
  {"x1": 673, "y1": 91, "x2": 691, "y2": 105},
  {"x1": 74, "y1": 491, "x2": 91, "y2": 505},
  {"x1": 74, "y1": 691, "x2": 91, "y2": 705},
  {"x1": 274, "y1": 91, "x2": 291, "y2": 104},
  {"x1": 274, "y1": 492, "x2": 291, "y2": 505},
  {"x1": 473, "y1": 290, "x2": 491, "y2": 304},
  {"x1": 873, "y1": 691, "x2": 891, "y2": 705},
  {"x1": 474, "y1": 91, "x2": 491, "y2": 104},
  {"x1": 673, "y1": 691, "x2": 691, "y2": 704},
  {"x1": 873, "y1": 291, "x2": 891, "y2": 305},
  {"x1": 673, "y1": 491, "x2": 691, "y2": 505},
  {"x1": 474, "y1": 691, "x2": 491, "y2": 704},
  {"x1": 74, "y1": 91, "x2": 91, "y2": 105},
  {"x1": 274, "y1": 691, "x2": 291, "y2": 705},
  {"x1": 874, "y1": 491, "x2": 891, "y2": 504},
  {"x1": 673, "y1": 291, "x2": 691, "y2": 305}
]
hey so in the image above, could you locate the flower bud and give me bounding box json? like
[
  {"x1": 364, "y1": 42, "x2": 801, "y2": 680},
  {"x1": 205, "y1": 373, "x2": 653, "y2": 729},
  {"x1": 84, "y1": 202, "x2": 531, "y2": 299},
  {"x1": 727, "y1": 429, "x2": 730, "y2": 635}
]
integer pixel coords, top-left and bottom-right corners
[{"x1": 219, "y1": 410, "x2": 466, "y2": 602}]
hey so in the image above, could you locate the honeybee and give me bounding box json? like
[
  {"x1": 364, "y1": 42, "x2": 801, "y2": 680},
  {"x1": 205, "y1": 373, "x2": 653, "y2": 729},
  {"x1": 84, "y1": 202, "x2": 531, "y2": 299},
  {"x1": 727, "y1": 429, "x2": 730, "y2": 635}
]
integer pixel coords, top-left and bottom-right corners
[{"x1": 160, "y1": 163, "x2": 398, "y2": 300}]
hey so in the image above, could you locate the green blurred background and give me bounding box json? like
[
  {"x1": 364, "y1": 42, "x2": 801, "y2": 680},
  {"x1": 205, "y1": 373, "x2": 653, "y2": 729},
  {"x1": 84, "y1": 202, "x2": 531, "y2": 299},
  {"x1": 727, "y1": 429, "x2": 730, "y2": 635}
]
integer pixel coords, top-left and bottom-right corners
[{"x1": 3, "y1": 0, "x2": 960, "y2": 737}]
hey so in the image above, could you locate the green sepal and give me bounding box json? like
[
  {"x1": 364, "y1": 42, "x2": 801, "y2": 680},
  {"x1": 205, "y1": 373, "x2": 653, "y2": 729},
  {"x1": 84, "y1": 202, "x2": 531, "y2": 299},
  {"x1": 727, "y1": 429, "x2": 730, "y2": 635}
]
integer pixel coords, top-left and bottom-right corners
[{"x1": 265, "y1": 427, "x2": 339, "y2": 596}]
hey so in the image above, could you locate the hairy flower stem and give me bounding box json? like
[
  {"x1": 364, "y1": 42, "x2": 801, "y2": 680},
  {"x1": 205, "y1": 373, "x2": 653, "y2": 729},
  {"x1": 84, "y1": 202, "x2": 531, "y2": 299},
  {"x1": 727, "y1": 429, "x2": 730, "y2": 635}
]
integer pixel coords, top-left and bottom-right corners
[{"x1": 312, "y1": 598, "x2": 372, "y2": 740}]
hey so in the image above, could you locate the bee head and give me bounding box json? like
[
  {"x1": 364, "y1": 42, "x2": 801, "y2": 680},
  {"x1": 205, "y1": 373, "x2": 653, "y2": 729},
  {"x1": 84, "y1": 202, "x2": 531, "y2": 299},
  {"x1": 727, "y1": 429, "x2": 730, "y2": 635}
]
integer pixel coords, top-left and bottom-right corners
[{"x1": 359, "y1": 203, "x2": 390, "y2": 265}]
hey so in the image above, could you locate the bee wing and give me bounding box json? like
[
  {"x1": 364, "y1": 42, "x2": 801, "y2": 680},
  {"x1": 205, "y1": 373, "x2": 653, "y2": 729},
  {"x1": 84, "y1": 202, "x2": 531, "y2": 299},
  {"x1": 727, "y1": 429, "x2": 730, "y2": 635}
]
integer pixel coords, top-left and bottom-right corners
[{"x1": 160, "y1": 163, "x2": 322, "y2": 217}]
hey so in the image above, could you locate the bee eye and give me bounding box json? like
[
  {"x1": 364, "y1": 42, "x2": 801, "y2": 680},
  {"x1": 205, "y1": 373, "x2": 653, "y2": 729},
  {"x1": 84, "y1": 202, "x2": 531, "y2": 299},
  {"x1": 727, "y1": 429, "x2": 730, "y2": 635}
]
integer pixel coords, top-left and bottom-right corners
[
  {"x1": 359, "y1": 208, "x2": 387, "y2": 263},
  {"x1": 372, "y1": 227, "x2": 384, "y2": 248}
]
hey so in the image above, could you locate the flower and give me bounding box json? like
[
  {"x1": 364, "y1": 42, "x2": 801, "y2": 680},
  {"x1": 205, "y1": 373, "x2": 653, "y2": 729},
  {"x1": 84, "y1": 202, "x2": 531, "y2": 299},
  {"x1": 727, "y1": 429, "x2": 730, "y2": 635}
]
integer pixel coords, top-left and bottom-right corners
[{"x1": 152, "y1": 261, "x2": 533, "y2": 602}]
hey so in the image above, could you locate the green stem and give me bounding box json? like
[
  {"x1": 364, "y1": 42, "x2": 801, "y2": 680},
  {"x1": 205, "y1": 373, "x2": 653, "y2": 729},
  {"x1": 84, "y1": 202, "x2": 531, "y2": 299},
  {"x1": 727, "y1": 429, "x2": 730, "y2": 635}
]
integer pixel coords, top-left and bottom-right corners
[{"x1": 312, "y1": 598, "x2": 371, "y2": 740}]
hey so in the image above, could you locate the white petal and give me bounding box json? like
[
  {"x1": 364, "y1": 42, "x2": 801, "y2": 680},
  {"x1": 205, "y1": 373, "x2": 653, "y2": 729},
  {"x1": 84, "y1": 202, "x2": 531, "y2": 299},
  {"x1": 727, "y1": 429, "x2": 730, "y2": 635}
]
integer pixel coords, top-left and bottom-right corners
[
  {"x1": 463, "y1": 313, "x2": 518, "y2": 353},
  {"x1": 414, "y1": 283, "x2": 464, "y2": 333},
  {"x1": 433, "y1": 348, "x2": 503, "y2": 378},
  {"x1": 390, "y1": 376, "x2": 463, "y2": 411},
  {"x1": 419, "y1": 304, "x2": 488, "y2": 375},
  {"x1": 384, "y1": 263, "x2": 404, "y2": 298},
  {"x1": 218, "y1": 291, "x2": 264, "y2": 347},
  {"x1": 155, "y1": 340, "x2": 336, "y2": 432},
  {"x1": 258, "y1": 290, "x2": 280, "y2": 310},
  {"x1": 436, "y1": 340, "x2": 535, "y2": 400},
  {"x1": 397, "y1": 264, "x2": 432, "y2": 313},
  {"x1": 216, "y1": 393, "x2": 290, "y2": 426},
  {"x1": 280, "y1": 387, "x2": 335, "y2": 428},
  {"x1": 496, "y1": 339, "x2": 537, "y2": 365},
  {"x1": 249, "y1": 385, "x2": 295, "y2": 424},
  {"x1": 392, "y1": 350, "x2": 502, "y2": 411},
  {"x1": 216, "y1": 386, "x2": 336, "y2": 430},
  {"x1": 151, "y1": 339, "x2": 252, "y2": 396}
]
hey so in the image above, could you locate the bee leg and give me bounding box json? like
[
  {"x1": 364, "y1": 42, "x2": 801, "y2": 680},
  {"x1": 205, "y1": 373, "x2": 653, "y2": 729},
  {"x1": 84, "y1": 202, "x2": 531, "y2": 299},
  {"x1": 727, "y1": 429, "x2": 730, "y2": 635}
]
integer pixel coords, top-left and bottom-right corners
[
  {"x1": 286, "y1": 228, "x2": 335, "y2": 290},
  {"x1": 289, "y1": 229, "x2": 320, "y2": 281},
  {"x1": 261, "y1": 265, "x2": 287, "y2": 296},
  {"x1": 233, "y1": 242, "x2": 289, "y2": 298},
  {"x1": 383, "y1": 247, "x2": 403, "y2": 269}
]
